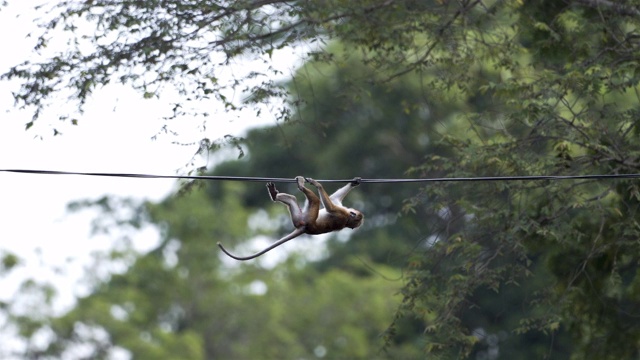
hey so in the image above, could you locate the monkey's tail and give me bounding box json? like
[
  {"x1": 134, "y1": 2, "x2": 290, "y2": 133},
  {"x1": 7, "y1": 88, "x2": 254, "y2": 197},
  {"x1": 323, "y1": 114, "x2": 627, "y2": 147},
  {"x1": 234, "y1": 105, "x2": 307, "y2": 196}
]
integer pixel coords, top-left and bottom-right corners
[{"x1": 217, "y1": 228, "x2": 305, "y2": 261}]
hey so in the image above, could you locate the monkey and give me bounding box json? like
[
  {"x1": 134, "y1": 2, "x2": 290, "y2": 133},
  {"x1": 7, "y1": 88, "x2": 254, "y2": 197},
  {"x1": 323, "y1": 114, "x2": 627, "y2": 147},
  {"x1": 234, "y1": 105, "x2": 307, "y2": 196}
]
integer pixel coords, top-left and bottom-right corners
[{"x1": 217, "y1": 176, "x2": 364, "y2": 261}]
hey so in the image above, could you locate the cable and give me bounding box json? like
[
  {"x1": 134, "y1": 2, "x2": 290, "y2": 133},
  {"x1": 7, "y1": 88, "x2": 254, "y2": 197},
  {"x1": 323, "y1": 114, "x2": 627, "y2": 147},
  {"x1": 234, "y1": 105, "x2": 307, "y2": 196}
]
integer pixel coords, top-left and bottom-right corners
[
  {"x1": 2, "y1": 169, "x2": 640, "y2": 183},
  {"x1": 0, "y1": 169, "x2": 295, "y2": 182}
]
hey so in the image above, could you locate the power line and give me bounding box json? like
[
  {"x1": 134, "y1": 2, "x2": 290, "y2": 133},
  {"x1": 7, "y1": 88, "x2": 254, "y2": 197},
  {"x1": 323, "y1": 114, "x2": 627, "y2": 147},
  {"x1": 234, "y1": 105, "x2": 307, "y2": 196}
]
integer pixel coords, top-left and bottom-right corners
[
  {"x1": 0, "y1": 169, "x2": 293, "y2": 182},
  {"x1": 2, "y1": 169, "x2": 640, "y2": 183}
]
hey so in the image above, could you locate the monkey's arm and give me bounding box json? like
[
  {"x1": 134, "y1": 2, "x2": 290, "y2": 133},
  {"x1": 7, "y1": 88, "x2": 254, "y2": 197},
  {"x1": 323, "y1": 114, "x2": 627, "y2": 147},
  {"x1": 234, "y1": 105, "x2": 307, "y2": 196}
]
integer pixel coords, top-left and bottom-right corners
[
  {"x1": 217, "y1": 228, "x2": 305, "y2": 261},
  {"x1": 329, "y1": 177, "x2": 361, "y2": 204}
]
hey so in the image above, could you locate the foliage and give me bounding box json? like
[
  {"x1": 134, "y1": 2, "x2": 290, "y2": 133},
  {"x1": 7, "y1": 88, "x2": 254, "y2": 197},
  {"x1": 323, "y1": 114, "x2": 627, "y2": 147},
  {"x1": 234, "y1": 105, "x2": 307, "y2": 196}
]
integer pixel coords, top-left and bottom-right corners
[
  {"x1": 5, "y1": 0, "x2": 640, "y2": 358},
  {"x1": 5, "y1": 185, "x2": 409, "y2": 359},
  {"x1": 389, "y1": 1, "x2": 640, "y2": 358}
]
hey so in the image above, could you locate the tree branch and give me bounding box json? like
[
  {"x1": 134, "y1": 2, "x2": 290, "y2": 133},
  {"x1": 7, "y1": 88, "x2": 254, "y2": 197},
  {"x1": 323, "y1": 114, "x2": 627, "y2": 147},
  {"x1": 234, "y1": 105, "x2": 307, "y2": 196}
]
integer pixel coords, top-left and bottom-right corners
[{"x1": 575, "y1": 0, "x2": 640, "y2": 17}]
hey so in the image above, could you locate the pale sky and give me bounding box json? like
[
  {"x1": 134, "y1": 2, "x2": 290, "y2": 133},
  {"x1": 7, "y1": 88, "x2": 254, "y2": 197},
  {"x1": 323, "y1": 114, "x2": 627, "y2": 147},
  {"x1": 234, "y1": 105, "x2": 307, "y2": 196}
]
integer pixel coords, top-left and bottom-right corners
[{"x1": 0, "y1": 1, "x2": 301, "y2": 344}]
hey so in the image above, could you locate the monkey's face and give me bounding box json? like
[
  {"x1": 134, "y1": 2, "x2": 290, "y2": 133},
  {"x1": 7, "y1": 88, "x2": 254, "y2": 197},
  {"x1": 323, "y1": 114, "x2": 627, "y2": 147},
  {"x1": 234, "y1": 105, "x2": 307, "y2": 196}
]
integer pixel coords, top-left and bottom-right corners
[{"x1": 346, "y1": 209, "x2": 364, "y2": 229}]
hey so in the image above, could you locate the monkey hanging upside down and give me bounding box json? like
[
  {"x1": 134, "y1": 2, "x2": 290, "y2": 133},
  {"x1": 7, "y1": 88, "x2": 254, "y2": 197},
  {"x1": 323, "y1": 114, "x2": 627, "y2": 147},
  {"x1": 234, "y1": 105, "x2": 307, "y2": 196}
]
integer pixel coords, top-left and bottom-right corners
[{"x1": 218, "y1": 176, "x2": 364, "y2": 261}]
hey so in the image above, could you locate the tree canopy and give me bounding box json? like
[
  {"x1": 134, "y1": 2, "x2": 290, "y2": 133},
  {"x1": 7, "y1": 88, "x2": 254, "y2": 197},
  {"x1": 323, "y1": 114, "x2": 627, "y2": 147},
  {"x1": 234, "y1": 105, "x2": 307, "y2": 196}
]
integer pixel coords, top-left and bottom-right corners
[{"x1": 4, "y1": 0, "x2": 640, "y2": 358}]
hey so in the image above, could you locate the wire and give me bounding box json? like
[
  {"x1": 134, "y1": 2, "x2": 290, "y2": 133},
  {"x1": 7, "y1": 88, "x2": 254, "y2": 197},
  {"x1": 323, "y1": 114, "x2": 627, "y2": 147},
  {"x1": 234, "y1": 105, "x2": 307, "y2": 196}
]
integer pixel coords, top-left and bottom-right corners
[
  {"x1": 2, "y1": 169, "x2": 640, "y2": 183},
  {"x1": 0, "y1": 169, "x2": 294, "y2": 182}
]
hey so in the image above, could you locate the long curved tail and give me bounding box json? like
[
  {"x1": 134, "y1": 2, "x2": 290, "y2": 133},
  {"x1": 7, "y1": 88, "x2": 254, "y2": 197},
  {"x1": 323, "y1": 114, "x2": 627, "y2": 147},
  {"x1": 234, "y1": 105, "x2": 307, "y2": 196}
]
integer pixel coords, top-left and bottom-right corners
[{"x1": 217, "y1": 228, "x2": 305, "y2": 261}]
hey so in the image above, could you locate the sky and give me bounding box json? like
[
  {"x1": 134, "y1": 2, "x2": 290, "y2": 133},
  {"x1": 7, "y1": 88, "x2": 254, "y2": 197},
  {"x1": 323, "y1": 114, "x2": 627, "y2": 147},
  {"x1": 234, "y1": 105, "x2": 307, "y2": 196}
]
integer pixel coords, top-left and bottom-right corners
[{"x1": 0, "y1": 0, "x2": 300, "y2": 343}]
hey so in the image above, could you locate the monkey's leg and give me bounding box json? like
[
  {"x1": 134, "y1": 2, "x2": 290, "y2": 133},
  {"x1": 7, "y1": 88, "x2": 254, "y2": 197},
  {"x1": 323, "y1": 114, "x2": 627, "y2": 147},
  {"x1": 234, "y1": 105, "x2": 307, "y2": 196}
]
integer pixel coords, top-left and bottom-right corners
[
  {"x1": 307, "y1": 178, "x2": 337, "y2": 212},
  {"x1": 298, "y1": 184, "x2": 321, "y2": 223},
  {"x1": 274, "y1": 193, "x2": 306, "y2": 228}
]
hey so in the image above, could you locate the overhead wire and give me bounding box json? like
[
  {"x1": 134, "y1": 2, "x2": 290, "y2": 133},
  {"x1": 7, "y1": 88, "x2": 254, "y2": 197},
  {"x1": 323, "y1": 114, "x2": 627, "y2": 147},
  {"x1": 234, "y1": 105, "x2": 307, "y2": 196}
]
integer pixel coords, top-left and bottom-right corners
[
  {"x1": 2, "y1": 169, "x2": 640, "y2": 183},
  {"x1": 0, "y1": 169, "x2": 294, "y2": 183}
]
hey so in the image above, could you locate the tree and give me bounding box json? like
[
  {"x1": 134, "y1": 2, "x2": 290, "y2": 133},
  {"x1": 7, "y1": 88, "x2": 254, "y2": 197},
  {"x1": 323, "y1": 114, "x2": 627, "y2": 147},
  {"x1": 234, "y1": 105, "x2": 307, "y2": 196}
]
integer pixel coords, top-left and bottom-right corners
[
  {"x1": 5, "y1": 183, "x2": 412, "y2": 359},
  {"x1": 387, "y1": 2, "x2": 640, "y2": 358},
  {"x1": 5, "y1": 0, "x2": 640, "y2": 358}
]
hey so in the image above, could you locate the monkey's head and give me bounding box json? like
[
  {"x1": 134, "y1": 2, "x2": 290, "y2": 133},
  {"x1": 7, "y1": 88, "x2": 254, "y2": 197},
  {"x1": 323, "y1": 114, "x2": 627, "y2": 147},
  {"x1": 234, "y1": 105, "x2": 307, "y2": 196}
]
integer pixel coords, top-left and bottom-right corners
[{"x1": 346, "y1": 209, "x2": 364, "y2": 229}]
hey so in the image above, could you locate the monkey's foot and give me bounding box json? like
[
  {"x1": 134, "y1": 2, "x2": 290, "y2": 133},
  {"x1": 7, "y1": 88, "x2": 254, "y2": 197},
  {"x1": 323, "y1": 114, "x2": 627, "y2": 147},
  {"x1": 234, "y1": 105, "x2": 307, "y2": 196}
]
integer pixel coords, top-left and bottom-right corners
[
  {"x1": 307, "y1": 178, "x2": 321, "y2": 187},
  {"x1": 266, "y1": 182, "x2": 279, "y2": 201},
  {"x1": 295, "y1": 176, "x2": 306, "y2": 189}
]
